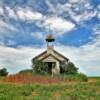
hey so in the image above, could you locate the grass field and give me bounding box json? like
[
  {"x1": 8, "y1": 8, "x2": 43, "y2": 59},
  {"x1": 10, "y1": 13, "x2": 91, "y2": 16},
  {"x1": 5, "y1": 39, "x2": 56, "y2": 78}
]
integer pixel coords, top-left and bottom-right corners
[{"x1": 0, "y1": 77, "x2": 100, "y2": 100}]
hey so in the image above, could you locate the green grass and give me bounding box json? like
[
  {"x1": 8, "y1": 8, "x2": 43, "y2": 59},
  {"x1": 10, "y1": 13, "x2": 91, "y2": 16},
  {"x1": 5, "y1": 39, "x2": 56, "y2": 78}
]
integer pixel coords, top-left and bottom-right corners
[
  {"x1": 0, "y1": 78, "x2": 100, "y2": 100},
  {"x1": 59, "y1": 73, "x2": 88, "y2": 82}
]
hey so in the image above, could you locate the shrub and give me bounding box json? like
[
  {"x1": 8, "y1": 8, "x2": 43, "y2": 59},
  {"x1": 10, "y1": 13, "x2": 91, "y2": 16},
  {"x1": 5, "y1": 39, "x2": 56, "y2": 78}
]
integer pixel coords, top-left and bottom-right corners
[
  {"x1": 60, "y1": 73, "x2": 88, "y2": 82},
  {"x1": 61, "y1": 62, "x2": 78, "y2": 74},
  {"x1": 32, "y1": 60, "x2": 48, "y2": 75},
  {"x1": 0, "y1": 68, "x2": 8, "y2": 76},
  {"x1": 19, "y1": 69, "x2": 33, "y2": 74},
  {"x1": 78, "y1": 73, "x2": 88, "y2": 81}
]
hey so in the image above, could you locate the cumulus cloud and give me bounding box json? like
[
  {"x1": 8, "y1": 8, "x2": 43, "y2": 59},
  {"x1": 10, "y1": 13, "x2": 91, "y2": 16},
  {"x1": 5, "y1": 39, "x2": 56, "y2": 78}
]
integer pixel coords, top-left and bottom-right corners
[
  {"x1": 0, "y1": 0, "x2": 97, "y2": 36},
  {"x1": 55, "y1": 44, "x2": 100, "y2": 76},
  {"x1": 0, "y1": 6, "x2": 4, "y2": 15},
  {"x1": 69, "y1": 0, "x2": 79, "y2": 3},
  {"x1": 5, "y1": 6, "x2": 17, "y2": 19},
  {"x1": 0, "y1": 5, "x2": 43, "y2": 21},
  {"x1": 72, "y1": 10, "x2": 97, "y2": 23},
  {"x1": 44, "y1": 16, "x2": 75, "y2": 34},
  {"x1": 0, "y1": 20, "x2": 18, "y2": 35},
  {"x1": 16, "y1": 8, "x2": 43, "y2": 21},
  {"x1": 97, "y1": 12, "x2": 100, "y2": 18},
  {"x1": 0, "y1": 45, "x2": 45, "y2": 74},
  {"x1": 92, "y1": 24, "x2": 100, "y2": 48},
  {"x1": 31, "y1": 32, "x2": 44, "y2": 39},
  {"x1": 45, "y1": 0, "x2": 56, "y2": 13},
  {"x1": 97, "y1": 5, "x2": 100, "y2": 19},
  {"x1": 45, "y1": 0, "x2": 97, "y2": 24}
]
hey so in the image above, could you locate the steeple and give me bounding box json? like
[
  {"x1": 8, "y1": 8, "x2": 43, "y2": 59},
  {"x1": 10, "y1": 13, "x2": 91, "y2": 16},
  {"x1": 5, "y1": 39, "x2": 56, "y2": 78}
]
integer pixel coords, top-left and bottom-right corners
[{"x1": 46, "y1": 34, "x2": 55, "y2": 53}]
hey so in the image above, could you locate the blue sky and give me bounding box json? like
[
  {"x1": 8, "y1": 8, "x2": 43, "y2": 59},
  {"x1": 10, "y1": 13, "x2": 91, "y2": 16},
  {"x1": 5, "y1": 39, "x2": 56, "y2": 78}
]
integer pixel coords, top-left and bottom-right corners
[{"x1": 0, "y1": 0, "x2": 100, "y2": 76}]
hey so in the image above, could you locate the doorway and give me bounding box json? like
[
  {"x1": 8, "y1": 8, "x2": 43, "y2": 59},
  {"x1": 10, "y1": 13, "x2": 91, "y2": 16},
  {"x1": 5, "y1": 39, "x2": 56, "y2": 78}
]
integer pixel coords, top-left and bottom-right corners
[
  {"x1": 47, "y1": 62, "x2": 56, "y2": 74},
  {"x1": 47, "y1": 62, "x2": 52, "y2": 74}
]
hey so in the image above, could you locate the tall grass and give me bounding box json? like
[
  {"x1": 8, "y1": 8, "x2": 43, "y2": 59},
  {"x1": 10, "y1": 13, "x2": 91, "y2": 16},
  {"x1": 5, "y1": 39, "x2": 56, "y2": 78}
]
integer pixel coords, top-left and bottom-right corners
[
  {"x1": 4, "y1": 73, "x2": 60, "y2": 84},
  {"x1": 0, "y1": 80, "x2": 100, "y2": 100},
  {"x1": 3, "y1": 72, "x2": 88, "y2": 84},
  {"x1": 60, "y1": 73, "x2": 88, "y2": 82}
]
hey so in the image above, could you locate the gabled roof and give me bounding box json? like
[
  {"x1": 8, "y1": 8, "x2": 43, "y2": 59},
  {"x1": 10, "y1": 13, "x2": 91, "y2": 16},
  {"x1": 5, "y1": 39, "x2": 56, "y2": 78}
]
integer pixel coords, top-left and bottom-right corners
[
  {"x1": 40, "y1": 54, "x2": 62, "y2": 62},
  {"x1": 32, "y1": 49, "x2": 69, "y2": 62},
  {"x1": 32, "y1": 50, "x2": 47, "y2": 61},
  {"x1": 53, "y1": 50, "x2": 69, "y2": 61}
]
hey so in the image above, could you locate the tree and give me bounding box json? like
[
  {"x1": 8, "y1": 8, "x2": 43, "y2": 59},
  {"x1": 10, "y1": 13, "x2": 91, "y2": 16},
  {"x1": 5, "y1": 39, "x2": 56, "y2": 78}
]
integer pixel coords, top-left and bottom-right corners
[
  {"x1": 61, "y1": 62, "x2": 78, "y2": 74},
  {"x1": 0, "y1": 68, "x2": 8, "y2": 76},
  {"x1": 32, "y1": 60, "x2": 48, "y2": 74}
]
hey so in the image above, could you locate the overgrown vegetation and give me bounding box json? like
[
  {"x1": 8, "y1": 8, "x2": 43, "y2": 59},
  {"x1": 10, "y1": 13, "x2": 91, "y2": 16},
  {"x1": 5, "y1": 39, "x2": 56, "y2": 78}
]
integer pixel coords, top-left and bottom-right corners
[
  {"x1": 60, "y1": 73, "x2": 88, "y2": 82},
  {"x1": 61, "y1": 62, "x2": 78, "y2": 74},
  {"x1": 19, "y1": 69, "x2": 33, "y2": 74},
  {"x1": 2, "y1": 72, "x2": 87, "y2": 84},
  {"x1": 32, "y1": 60, "x2": 78, "y2": 74},
  {"x1": 32, "y1": 60, "x2": 48, "y2": 75},
  {"x1": 0, "y1": 78, "x2": 100, "y2": 100},
  {"x1": 31, "y1": 60, "x2": 87, "y2": 81}
]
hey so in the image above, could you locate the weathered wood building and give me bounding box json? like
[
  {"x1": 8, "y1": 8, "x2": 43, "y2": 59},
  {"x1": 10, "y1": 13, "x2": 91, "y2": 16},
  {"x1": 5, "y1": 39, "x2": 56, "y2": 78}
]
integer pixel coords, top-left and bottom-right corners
[{"x1": 32, "y1": 34, "x2": 69, "y2": 75}]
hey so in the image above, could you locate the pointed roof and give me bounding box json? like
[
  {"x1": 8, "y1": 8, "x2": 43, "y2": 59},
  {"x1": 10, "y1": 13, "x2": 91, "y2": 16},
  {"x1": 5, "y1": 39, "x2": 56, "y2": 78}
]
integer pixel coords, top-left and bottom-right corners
[
  {"x1": 53, "y1": 50, "x2": 69, "y2": 61},
  {"x1": 32, "y1": 50, "x2": 47, "y2": 61},
  {"x1": 32, "y1": 49, "x2": 69, "y2": 62},
  {"x1": 40, "y1": 54, "x2": 64, "y2": 62}
]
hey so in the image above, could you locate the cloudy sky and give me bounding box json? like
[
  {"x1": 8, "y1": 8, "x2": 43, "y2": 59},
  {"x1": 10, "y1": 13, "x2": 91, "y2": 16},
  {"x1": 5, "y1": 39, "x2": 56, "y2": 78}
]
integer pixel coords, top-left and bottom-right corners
[{"x1": 0, "y1": 0, "x2": 100, "y2": 76}]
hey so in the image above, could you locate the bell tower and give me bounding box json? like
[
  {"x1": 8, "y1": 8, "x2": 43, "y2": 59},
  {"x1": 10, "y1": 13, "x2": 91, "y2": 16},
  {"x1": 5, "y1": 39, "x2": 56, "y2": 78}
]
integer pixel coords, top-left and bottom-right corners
[{"x1": 46, "y1": 34, "x2": 55, "y2": 53}]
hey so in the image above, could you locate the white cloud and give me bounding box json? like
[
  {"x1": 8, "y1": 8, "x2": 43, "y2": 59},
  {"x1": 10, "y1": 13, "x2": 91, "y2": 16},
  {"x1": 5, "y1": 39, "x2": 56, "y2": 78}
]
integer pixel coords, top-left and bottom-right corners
[
  {"x1": 44, "y1": 16, "x2": 75, "y2": 34},
  {"x1": 97, "y1": 11, "x2": 100, "y2": 19},
  {"x1": 31, "y1": 32, "x2": 43, "y2": 39},
  {"x1": 72, "y1": 10, "x2": 97, "y2": 23},
  {"x1": 0, "y1": 6, "x2": 43, "y2": 21},
  {"x1": 45, "y1": 0, "x2": 97, "y2": 25},
  {"x1": 66, "y1": 3, "x2": 96, "y2": 23},
  {"x1": 97, "y1": 4, "x2": 100, "y2": 10},
  {"x1": 0, "y1": 7, "x2": 4, "y2": 15},
  {"x1": 92, "y1": 24, "x2": 100, "y2": 47},
  {"x1": 45, "y1": 0, "x2": 56, "y2": 13},
  {"x1": 5, "y1": 6, "x2": 17, "y2": 20},
  {"x1": 0, "y1": 20, "x2": 18, "y2": 35},
  {"x1": 16, "y1": 8, "x2": 43, "y2": 21},
  {"x1": 55, "y1": 43, "x2": 100, "y2": 76},
  {"x1": 0, "y1": 45, "x2": 45, "y2": 74},
  {"x1": 69, "y1": 0, "x2": 81, "y2": 3}
]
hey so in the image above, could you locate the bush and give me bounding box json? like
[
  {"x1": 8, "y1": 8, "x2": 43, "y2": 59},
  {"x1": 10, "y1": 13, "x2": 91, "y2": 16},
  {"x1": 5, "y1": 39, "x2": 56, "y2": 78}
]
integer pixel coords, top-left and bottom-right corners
[
  {"x1": 32, "y1": 60, "x2": 48, "y2": 75},
  {"x1": 78, "y1": 73, "x2": 88, "y2": 81},
  {"x1": 60, "y1": 73, "x2": 88, "y2": 82},
  {"x1": 0, "y1": 68, "x2": 8, "y2": 76},
  {"x1": 61, "y1": 62, "x2": 78, "y2": 74},
  {"x1": 19, "y1": 69, "x2": 33, "y2": 74}
]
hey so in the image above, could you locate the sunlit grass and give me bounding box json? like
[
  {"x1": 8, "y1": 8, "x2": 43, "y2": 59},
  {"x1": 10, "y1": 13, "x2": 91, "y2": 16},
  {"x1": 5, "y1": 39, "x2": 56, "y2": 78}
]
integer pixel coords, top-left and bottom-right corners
[{"x1": 0, "y1": 77, "x2": 100, "y2": 100}]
